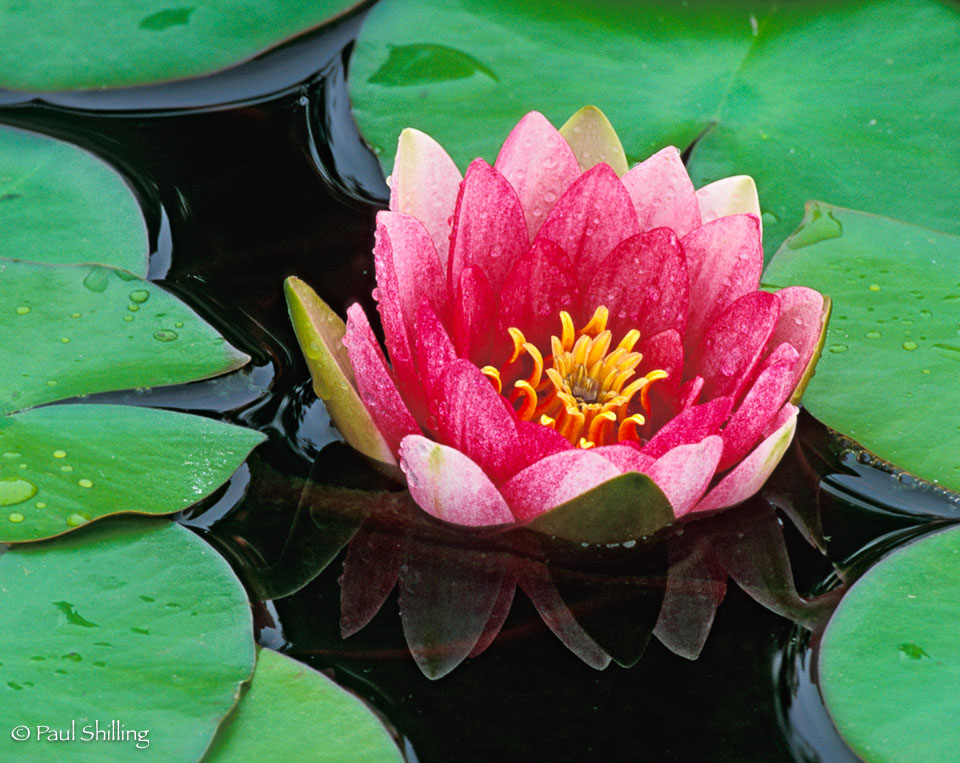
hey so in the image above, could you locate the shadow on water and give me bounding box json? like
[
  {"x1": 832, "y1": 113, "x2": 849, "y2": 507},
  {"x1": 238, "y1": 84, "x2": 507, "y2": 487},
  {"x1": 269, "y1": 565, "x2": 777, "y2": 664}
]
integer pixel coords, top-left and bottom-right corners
[{"x1": 1, "y1": 9, "x2": 956, "y2": 761}]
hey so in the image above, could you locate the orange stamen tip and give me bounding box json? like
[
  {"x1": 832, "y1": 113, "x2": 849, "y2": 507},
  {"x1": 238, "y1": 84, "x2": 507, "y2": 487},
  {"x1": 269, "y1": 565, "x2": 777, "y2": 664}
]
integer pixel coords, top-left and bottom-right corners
[
  {"x1": 617, "y1": 329, "x2": 641, "y2": 353},
  {"x1": 514, "y1": 380, "x2": 538, "y2": 420},
  {"x1": 579, "y1": 438, "x2": 595, "y2": 449},
  {"x1": 580, "y1": 305, "x2": 609, "y2": 336},
  {"x1": 507, "y1": 327, "x2": 527, "y2": 363},
  {"x1": 559, "y1": 311, "x2": 575, "y2": 351},
  {"x1": 540, "y1": 414, "x2": 556, "y2": 429},
  {"x1": 481, "y1": 365, "x2": 502, "y2": 394},
  {"x1": 617, "y1": 413, "x2": 646, "y2": 443}
]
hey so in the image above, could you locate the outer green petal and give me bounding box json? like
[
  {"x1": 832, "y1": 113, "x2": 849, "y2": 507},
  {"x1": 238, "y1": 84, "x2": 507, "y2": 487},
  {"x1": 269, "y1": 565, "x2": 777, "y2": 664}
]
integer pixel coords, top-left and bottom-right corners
[
  {"x1": 284, "y1": 277, "x2": 395, "y2": 466},
  {"x1": 559, "y1": 106, "x2": 629, "y2": 177}
]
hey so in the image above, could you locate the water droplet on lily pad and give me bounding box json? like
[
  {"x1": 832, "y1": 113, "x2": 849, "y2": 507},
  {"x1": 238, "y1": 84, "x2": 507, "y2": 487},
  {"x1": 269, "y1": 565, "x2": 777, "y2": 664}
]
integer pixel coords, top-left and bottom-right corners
[
  {"x1": 123, "y1": 315, "x2": 134, "y2": 323},
  {"x1": 902, "y1": 341, "x2": 919, "y2": 351},
  {"x1": 15, "y1": 305, "x2": 30, "y2": 315},
  {"x1": 128, "y1": 289, "x2": 150, "y2": 304},
  {"x1": 53, "y1": 450, "x2": 66, "y2": 459},
  {"x1": 66, "y1": 513, "x2": 90, "y2": 527},
  {"x1": 78, "y1": 478, "x2": 93, "y2": 488},
  {"x1": 127, "y1": 304, "x2": 140, "y2": 313},
  {"x1": 829, "y1": 344, "x2": 849, "y2": 353},
  {"x1": 8, "y1": 512, "x2": 24, "y2": 523},
  {"x1": 174, "y1": 320, "x2": 184, "y2": 328},
  {"x1": 0, "y1": 476, "x2": 38, "y2": 506},
  {"x1": 786, "y1": 203, "x2": 843, "y2": 248},
  {"x1": 153, "y1": 329, "x2": 178, "y2": 342},
  {"x1": 82, "y1": 266, "x2": 110, "y2": 293},
  {"x1": 866, "y1": 330, "x2": 882, "y2": 339}
]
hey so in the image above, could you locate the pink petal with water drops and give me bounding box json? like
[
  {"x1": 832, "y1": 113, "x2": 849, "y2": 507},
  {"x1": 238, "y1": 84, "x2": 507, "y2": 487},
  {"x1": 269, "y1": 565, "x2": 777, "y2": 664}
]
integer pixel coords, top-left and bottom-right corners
[
  {"x1": 448, "y1": 158, "x2": 529, "y2": 294},
  {"x1": 399, "y1": 435, "x2": 514, "y2": 526},
  {"x1": 437, "y1": 359, "x2": 523, "y2": 485},
  {"x1": 621, "y1": 146, "x2": 701, "y2": 238},
  {"x1": 390, "y1": 128, "x2": 462, "y2": 272},
  {"x1": 642, "y1": 396, "x2": 734, "y2": 460},
  {"x1": 497, "y1": 237, "x2": 580, "y2": 351},
  {"x1": 535, "y1": 162, "x2": 639, "y2": 285},
  {"x1": 693, "y1": 404, "x2": 799, "y2": 514},
  {"x1": 502, "y1": 449, "x2": 623, "y2": 521},
  {"x1": 638, "y1": 328, "x2": 685, "y2": 386},
  {"x1": 762, "y1": 286, "x2": 827, "y2": 395},
  {"x1": 586, "y1": 227, "x2": 688, "y2": 341},
  {"x1": 718, "y1": 342, "x2": 799, "y2": 471},
  {"x1": 694, "y1": 290, "x2": 780, "y2": 402},
  {"x1": 343, "y1": 304, "x2": 421, "y2": 455},
  {"x1": 452, "y1": 265, "x2": 496, "y2": 364},
  {"x1": 645, "y1": 436, "x2": 723, "y2": 517},
  {"x1": 494, "y1": 111, "x2": 582, "y2": 240},
  {"x1": 415, "y1": 300, "x2": 457, "y2": 425},
  {"x1": 682, "y1": 214, "x2": 763, "y2": 352}
]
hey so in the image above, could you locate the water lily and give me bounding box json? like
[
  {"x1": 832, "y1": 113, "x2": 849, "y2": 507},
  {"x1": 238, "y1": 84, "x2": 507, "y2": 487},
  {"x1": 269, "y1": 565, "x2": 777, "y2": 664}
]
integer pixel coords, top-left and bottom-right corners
[{"x1": 287, "y1": 106, "x2": 828, "y2": 538}]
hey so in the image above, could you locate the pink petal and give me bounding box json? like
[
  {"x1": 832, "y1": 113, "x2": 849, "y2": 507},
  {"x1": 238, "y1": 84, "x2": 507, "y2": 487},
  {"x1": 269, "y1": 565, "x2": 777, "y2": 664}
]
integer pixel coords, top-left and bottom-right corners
[
  {"x1": 436, "y1": 359, "x2": 523, "y2": 485},
  {"x1": 678, "y1": 376, "x2": 704, "y2": 409},
  {"x1": 516, "y1": 420, "x2": 574, "y2": 468},
  {"x1": 390, "y1": 128, "x2": 462, "y2": 272},
  {"x1": 415, "y1": 300, "x2": 457, "y2": 425},
  {"x1": 621, "y1": 147, "x2": 701, "y2": 237},
  {"x1": 494, "y1": 111, "x2": 582, "y2": 240},
  {"x1": 638, "y1": 328, "x2": 684, "y2": 386},
  {"x1": 693, "y1": 290, "x2": 780, "y2": 402},
  {"x1": 497, "y1": 237, "x2": 580, "y2": 351},
  {"x1": 343, "y1": 304, "x2": 421, "y2": 455},
  {"x1": 642, "y1": 396, "x2": 734, "y2": 459},
  {"x1": 399, "y1": 435, "x2": 514, "y2": 526},
  {"x1": 645, "y1": 436, "x2": 723, "y2": 517},
  {"x1": 586, "y1": 228, "x2": 688, "y2": 341},
  {"x1": 452, "y1": 265, "x2": 496, "y2": 364},
  {"x1": 501, "y1": 449, "x2": 622, "y2": 521},
  {"x1": 448, "y1": 158, "x2": 529, "y2": 294},
  {"x1": 692, "y1": 404, "x2": 798, "y2": 514},
  {"x1": 534, "y1": 163, "x2": 639, "y2": 285},
  {"x1": 763, "y1": 286, "x2": 828, "y2": 397},
  {"x1": 593, "y1": 442, "x2": 653, "y2": 473},
  {"x1": 719, "y1": 343, "x2": 799, "y2": 471},
  {"x1": 695, "y1": 175, "x2": 760, "y2": 227},
  {"x1": 682, "y1": 214, "x2": 763, "y2": 352}
]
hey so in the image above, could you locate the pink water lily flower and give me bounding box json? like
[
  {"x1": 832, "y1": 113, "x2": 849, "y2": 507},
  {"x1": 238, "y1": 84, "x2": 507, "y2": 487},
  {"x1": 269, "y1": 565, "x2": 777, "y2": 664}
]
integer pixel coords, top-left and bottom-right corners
[{"x1": 288, "y1": 107, "x2": 828, "y2": 533}]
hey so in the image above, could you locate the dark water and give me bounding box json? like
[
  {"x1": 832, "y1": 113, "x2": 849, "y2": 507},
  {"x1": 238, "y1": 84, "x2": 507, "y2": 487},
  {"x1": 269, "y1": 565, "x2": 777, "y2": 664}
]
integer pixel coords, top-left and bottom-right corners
[{"x1": 2, "y1": 7, "x2": 957, "y2": 761}]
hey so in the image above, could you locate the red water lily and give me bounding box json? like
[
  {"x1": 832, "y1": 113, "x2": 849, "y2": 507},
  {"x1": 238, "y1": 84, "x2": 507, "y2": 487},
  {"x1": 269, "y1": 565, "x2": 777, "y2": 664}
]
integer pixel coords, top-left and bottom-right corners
[{"x1": 288, "y1": 107, "x2": 828, "y2": 532}]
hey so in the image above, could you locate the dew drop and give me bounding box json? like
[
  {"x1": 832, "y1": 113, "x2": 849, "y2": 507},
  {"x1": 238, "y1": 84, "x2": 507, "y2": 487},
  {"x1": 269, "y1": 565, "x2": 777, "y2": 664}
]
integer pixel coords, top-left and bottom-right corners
[
  {"x1": 153, "y1": 329, "x2": 178, "y2": 342},
  {"x1": 828, "y1": 344, "x2": 849, "y2": 353},
  {"x1": 127, "y1": 304, "x2": 140, "y2": 312},
  {"x1": 865, "y1": 330, "x2": 882, "y2": 339},
  {"x1": 868, "y1": 284, "x2": 881, "y2": 292},
  {"x1": 60, "y1": 337, "x2": 70, "y2": 344},
  {"x1": 66, "y1": 513, "x2": 90, "y2": 527},
  {"x1": 46, "y1": 379, "x2": 57, "y2": 387},
  {"x1": 0, "y1": 477, "x2": 37, "y2": 506},
  {"x1": 174, "y1": 321, "x2": 184, "y2": 328},
  {"x1": 128, "y1": 289, "x2": 150, "y2": 304},
  {"x1": 15, "y1": 305, "x2": 30, "y2": 315},
  {"x1": 902, "y1": 340, "x2": 918, "y2": 351},
  {"x1": 35, "y1": 502, "x2": 46, "y2": 509},
  {"x1": 82, "y1": 266, "x2": 110, "y2": 293},
  {"x1": 123, "y1": 315, "x2": 134, "y2": 323},
  {"x1": 8, "y1": 512, "x2": 24, "y2": 523},
  {"x1": 60, "y1": 465, "x2": 73, "y2": 473},
  {"x1": 78, "y1": 478, "x2": 93, "y2": 488},
  {"x1": 53, "y1": 450, "x2": 66, "y2": 458},
  {"x1": 71, "y1": 312, "x2": 81, "y2": 319}
]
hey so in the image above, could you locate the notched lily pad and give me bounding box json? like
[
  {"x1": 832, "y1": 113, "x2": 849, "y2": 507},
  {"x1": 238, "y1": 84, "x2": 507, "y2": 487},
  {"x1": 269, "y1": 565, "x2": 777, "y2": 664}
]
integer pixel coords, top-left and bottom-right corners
[
  {"x1": 0, "y1": 259, "x2": 250, "y2": 414},
  {"x1": 0, "y1": 125, "x2": 148, "y2": 274},
  {"x1": 763, "y1": 202, "x2": 960, "y2": 493},
  {"x1": 0, "y1": 0, "x2": 368, "y2": 91},
  {"x1": 819, "y1": 525, "x2": 960, "y2": 763},
  {"x1": 0, "y1": 405, "x2": 264, "y2": 543},
  {"x1": 206, "y1": 648, "x2": 403, "y2": 762},
  {"x1": 528, "y1": 472, "x2": 674, "y2": 544},
  {"x1": 0, "y1": 518, "x2": 255, "y2": 762}
]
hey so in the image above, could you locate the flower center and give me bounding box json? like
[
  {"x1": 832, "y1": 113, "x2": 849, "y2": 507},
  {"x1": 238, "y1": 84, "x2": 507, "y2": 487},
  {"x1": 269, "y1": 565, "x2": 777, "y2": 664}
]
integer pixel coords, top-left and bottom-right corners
[{"x1": 482, "y1": 306, "x2": 667, "y2": 449}]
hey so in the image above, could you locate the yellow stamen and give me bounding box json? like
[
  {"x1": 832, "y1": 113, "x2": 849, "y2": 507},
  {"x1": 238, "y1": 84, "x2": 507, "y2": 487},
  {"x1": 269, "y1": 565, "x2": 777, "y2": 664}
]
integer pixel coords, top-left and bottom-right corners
[
  {"x1": 501, "y1": 305, "x2": 668, "y2": 448},
  {"x1": 481, "y1": 366, "x2": 502, "y2": 394}
]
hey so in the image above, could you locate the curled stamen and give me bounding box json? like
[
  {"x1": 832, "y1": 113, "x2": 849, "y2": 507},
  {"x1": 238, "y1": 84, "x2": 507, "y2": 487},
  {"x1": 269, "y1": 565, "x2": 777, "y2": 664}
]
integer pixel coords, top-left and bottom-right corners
[
  {"x1": 514, "y1": 380, "x2": 538, "y2": 420},
  {"x1": 507, "y1": 327, "x2": 527, "y2": 364},
  {"x1": 587, "y1": 410, "x2": 617, "y2": 444},
  {"x1": 580, "y1": 305, "x2": 609, "y2": 336},
  {"x1": 618, "y1": 413, "x2": 646, "y2": 443},
  {"x1": 481, "y1": 366, "x2": 502, "y2": 394},
  {"x1": 640, "y1": 370, "x2": 669, "y2": 412},
  {"x1": 559, "y1": 311, "x2": 576, "y2": 351}
]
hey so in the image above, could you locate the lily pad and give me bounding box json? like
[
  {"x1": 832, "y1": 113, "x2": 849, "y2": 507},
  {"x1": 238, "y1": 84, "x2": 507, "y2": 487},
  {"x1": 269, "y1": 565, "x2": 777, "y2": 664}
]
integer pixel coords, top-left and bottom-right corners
[
  {"x1": 0, "y1": 405, "x2": 264, "y2": 542},
  {"x1": 206, "y1": 648, "x2": 403, "y2": 762},
  {"x1": 0, "y1": 259, "x2": 249, "y2": 414},
  {"x1": 0, "y1": 518, "x2": 255, "y2": 761},
  {"x1": 0, "y1": 126, "x2": 148, "y2": 274},
  {"x1": 819, "y1": 524, "x2": 960, "y2": 762},
  {"x1": 349, "y1": 0, "x2": 960, "y2": 253},
  {"x1": 762, "y1": 203, "x2": 960, "y2": 493},
  {"x1": 528, "y1": 472, "x2": 674, "y2": 544},
  {"x1": 0, "y1": 0, "x2": 366, "y2": 92}
]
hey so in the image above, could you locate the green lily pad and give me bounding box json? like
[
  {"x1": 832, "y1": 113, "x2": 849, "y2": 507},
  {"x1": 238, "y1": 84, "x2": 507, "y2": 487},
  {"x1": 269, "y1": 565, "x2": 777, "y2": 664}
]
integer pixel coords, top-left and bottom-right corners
[
  {"x1": 0, "y1": 126, "x2": 148, "y2": 274},
  {"x1": 0, "y1": 0, "x2": 366, "y2": 92},
  {"x1": 206, "y1": 648, "x2": 403, "y2": 762},
  {"x1": 762, "y1": 203, "x2": 960, "y2": 493},
  {"x1": 528, "y1": 472, "x2": 674, "y2": 544},
  {"x1": 0, "y1": 518, "x2": 255, "y2": 761},
  {"x1": 819, "y1": 525, "x2": 960, "y2": 762},
  {"x1": 349, "y1": 0, "x2": 960, "y2": 253},
  {"x1": 0, "y1": 259, "x2": 249, "y2": 414},
  {"x1": 0, "y1": 405, "x2": 264, "y2": 542}
]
